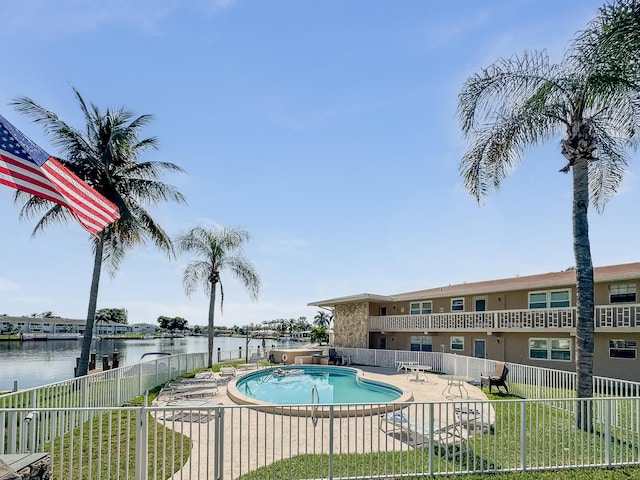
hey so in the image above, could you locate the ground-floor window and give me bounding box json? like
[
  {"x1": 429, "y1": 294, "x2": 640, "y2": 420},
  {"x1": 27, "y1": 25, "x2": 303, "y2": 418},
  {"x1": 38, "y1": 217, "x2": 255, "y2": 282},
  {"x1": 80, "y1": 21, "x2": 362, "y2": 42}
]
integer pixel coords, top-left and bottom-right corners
[
  {"x1": 451, "y1": 336, "x2": 464, "y2": 351},
  {"x1": 529, "y1": 338, "x2": 572, "y2": 361},
  {"x1": 609, "y1": 339, "x2": 637, "y2": 359},
  {"x1": 410, "y1": 335, "x2": 433, "y2": 351}
]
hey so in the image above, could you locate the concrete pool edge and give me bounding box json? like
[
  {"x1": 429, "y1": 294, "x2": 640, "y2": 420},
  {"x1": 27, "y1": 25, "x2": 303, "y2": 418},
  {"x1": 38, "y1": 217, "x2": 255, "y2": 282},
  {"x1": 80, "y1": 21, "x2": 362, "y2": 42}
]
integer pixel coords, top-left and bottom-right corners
[{"x1": 226, "y1": 366, "x2": 414, "y2": 417}]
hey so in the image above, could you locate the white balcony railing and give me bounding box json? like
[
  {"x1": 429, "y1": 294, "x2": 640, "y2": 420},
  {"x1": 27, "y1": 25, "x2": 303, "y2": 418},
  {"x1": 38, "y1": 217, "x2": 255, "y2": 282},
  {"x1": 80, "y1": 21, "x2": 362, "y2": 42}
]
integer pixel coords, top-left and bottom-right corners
[{"x1": 369, "y1": 304, "x2": 640, "y2": 332}]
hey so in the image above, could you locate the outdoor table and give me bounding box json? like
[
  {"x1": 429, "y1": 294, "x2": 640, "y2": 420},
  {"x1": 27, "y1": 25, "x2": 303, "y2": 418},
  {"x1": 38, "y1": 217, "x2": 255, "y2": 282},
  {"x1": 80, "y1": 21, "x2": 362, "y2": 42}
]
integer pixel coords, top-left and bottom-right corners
[
  {"x1": 394, "y1": 360, "x2": 418, "y2": 373},
  {"x1": 406, "y1": 364, "x2": 433, "y2": 382},
  {"x1": 439, "y1": 374, "x2": 473, "y2": 399}
]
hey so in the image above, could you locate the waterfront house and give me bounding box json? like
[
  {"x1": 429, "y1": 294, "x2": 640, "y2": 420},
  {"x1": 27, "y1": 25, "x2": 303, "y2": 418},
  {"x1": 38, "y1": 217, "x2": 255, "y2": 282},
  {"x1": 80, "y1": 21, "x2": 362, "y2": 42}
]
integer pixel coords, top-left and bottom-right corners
[
  {"x1": 0, "y1": 316, "x2": 131, "y2": 337},
  {"x1": 309, "y1": 262, "x2": 640, "y2": 382}
]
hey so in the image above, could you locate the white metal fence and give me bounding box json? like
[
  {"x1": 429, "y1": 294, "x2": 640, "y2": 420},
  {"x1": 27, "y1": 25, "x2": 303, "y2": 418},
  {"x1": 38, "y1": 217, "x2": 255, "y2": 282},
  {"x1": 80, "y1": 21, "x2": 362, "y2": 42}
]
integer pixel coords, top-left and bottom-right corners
[
  {"x1": 3, "y1": 347, "x2": 640, "y2": 479},
  {"x1": 2, "y1": 397, "x2": 640, "y2": 479},
  {"x1": 337, "y1": 347, "x2": 640, "y2": 400}
]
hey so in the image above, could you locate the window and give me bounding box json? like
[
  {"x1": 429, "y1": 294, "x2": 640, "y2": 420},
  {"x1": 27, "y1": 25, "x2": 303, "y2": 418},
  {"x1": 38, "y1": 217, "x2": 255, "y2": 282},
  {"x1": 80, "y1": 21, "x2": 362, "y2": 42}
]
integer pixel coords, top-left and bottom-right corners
[
  {"x1": 529, "y1": 290, "x2": 570, "y2": 309},
  {"x1": 550, "y1": 339, "x2": 571, "y2": 360},
  {"x1": 549, "y1": 291, "x2": 570, "y2": 308},
  {"x1": 529, "y1": 338, "x2": 572, "y2": 361},
  {"x1": 610, "y1": 339, "x2": 637, "y2": 359},
  {"x1": 410, "y1": 301, "x2": 432, "y2": 315},
  {"x1": 610, "y1": 284, "x2": 637, "y2": 304},
  {"x1": 451, "y1": 336, "x2": 464, "y2": 351},
  {"x1": 529, "y1": 292, "x2": 547, "y2": 309},
  {"x1": 451, "y1": 298, "x2": 464, "y2": 312},
  {"x1": 475, "y1": 298, "x2": 486, "y2": 311},
  {"x1": 410, "y1": 335, "x2": 433, "y2": 351}
]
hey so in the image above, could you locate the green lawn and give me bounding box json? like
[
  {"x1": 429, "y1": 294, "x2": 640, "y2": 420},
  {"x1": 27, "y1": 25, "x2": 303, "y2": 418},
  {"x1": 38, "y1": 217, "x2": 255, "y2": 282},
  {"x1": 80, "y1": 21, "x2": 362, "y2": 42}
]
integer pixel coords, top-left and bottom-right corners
[{"x1": 238, "y1": 391, "x2": 640, "y2": 479}]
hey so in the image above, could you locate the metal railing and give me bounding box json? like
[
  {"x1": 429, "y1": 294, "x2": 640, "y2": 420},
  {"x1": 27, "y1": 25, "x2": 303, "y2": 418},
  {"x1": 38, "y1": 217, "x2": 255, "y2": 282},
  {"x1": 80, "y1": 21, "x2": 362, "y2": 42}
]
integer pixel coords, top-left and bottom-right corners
[
  {"x1": 3, "y1": 347, "x2": 640, "y2": 479},
  {"x1": 2, "y1": 396, "x2": 640, "y2": 479},
  {"x1": 0, "y1": 351, "x2": 209, "y2": 409},
  {"x1": 369, "y1": 303, "x2": 640, "y2": 332}
]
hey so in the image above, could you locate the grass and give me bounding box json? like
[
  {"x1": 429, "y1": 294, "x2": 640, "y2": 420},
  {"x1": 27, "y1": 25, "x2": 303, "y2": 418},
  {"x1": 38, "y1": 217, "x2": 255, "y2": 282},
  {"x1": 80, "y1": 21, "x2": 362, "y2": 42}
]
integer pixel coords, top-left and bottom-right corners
[
  {"x1": 47, "y1": 408, "x2": 191, "y2": 480},
  {"x1": 237, "y1": 390, "x2": 640, "y2": 479}
]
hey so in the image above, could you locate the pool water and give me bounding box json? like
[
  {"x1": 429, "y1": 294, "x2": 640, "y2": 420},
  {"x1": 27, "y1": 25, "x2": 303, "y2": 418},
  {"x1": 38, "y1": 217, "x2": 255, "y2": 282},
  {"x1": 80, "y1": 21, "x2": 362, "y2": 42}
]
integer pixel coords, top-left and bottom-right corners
[{"x1": 235, "y1": 366, "x2": 402, "y2": 404}]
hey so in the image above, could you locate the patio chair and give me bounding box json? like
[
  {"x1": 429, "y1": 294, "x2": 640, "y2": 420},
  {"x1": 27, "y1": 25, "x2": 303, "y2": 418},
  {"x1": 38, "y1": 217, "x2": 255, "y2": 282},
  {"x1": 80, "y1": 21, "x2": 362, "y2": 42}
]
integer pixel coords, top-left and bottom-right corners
[
  {"x1": 480, "y1": 362, "x2": 509, "y2": 393},
  {"x1": 328, "y1": 348, "x2": 341, "y2": 365}
]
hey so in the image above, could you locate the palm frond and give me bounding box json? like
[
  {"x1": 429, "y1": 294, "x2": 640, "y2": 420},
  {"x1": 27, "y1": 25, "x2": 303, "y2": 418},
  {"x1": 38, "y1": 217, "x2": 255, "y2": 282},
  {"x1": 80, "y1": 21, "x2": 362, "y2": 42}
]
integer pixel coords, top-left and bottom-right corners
[
  {"x1": 458, "y1": 51, "x2": 568, "y2": 135},
  {"x1": 460, "y1": 103, "x2": 562, "y2": 200}
]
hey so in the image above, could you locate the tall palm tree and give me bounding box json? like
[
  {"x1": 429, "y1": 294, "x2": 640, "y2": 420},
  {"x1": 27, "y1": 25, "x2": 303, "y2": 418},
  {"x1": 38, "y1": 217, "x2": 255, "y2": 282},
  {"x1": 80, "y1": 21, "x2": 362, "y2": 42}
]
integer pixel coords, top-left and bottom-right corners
[
  {"x1": 458, "y1": 0, "x2": 640, "y2": 428},
  {"x1": 177, "y1": 226, "x2": 261, "y2": 367},
  {"x1": 11, "y1": 88, "x2": 186, "y2": 376}
]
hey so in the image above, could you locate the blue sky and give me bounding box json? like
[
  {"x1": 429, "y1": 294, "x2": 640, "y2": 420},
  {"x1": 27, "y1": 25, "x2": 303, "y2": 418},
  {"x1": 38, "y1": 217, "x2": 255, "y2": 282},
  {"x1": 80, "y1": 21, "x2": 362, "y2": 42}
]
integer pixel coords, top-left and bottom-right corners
[{"x1": 0, "y1": 0, "x2": 637, "y2": 328}]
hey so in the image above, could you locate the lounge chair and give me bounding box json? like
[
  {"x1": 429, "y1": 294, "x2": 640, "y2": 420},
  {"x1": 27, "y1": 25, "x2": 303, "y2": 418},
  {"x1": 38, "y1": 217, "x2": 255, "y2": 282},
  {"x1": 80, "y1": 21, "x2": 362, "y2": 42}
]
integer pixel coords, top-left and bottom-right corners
[
  {"x1": 379, "y1": 410, "x2": 455, "y2": 446},
  {"x1": 237, "y1": 353, "x2": 262, "y2": 370},
  {"x1": 219, "y1": 366, "x2": 237, "y2": 377},
  {"x1": 480, "y1": 362, "x2": 509, "y2": 393},
  {"x1": 452, "y1": 404, "x2": 492, "y2": 436}
]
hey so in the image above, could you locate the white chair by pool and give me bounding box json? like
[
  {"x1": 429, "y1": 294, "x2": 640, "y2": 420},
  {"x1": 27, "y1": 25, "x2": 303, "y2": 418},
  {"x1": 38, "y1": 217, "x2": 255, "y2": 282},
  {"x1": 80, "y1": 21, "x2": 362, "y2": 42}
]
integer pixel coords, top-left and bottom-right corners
[
  {"x1": 379, "y1": 410, "x2": 455, "y2": 447},
  {"x1": 219, "y1": 366, "x2": 237, "y2": 377}
]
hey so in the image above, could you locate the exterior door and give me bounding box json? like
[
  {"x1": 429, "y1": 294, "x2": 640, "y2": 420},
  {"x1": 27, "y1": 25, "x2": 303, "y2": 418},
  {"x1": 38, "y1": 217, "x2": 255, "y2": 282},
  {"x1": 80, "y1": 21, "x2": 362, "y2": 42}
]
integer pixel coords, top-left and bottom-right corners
[
  {"x1": 379, "y1": 337, "x2": 387, "y2": 349},
  {"x1": 474, "y1": 339, "x2": 486, "y2": 358}
]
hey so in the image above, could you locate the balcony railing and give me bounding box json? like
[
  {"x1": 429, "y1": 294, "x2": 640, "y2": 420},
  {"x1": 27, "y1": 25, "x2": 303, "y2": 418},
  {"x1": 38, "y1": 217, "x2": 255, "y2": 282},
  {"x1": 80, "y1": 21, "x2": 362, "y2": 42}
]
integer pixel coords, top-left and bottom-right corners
[{"x1": 369, "y1": 304, "x2": 640, "y2": 332}]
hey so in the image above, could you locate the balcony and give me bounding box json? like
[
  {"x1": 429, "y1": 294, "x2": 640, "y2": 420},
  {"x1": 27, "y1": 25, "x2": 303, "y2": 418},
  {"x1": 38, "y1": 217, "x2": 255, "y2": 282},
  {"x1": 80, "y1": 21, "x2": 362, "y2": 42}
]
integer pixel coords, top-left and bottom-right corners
[{"x1": 369, "y1": 304, "x2": 640, "y2": 333}]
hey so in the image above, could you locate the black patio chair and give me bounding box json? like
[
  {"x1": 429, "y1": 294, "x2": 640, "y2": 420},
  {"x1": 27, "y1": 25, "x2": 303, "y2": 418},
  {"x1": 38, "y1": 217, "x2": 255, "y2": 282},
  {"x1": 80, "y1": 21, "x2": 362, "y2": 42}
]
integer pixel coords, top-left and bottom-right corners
[{"x1": 328, "y1": 348, "x2": 341, "y2": 365}]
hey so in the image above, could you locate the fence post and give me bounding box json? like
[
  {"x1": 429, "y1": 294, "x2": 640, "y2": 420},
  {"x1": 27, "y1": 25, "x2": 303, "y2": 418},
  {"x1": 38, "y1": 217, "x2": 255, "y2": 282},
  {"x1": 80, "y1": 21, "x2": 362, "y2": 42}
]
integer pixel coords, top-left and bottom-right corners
[
  {"x1": 116, "y1": 369, "x2": 122, "y2": 406},
  {"x1": 138, "y1": 364, "x2": 143, "y2": 397},
  {"x1": 520, "y1": 402, "x2": 527, "y2": 471},
  {"x1": 135, "y1": 406, "x2": 149, "y2": 480},
  {"x1": 428, "y1": 402, "x2": 435, "y2": 475},
  {"x1": 328, "y1": 405, "x2": 335, "y2": 480},
  {"x1": 605, "y1": 399, "x2": 612, "y2": 467},
  {"x1": 214, "y1": 405, "x2": 225, "y2": 480}
]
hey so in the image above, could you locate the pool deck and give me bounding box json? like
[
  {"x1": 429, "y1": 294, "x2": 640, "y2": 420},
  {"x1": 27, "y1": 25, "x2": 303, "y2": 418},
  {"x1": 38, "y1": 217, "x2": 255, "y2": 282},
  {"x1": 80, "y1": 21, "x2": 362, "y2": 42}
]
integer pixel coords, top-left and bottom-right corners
[{"x1": 155, "y1": 366, "x2": 489, "y2": 479}]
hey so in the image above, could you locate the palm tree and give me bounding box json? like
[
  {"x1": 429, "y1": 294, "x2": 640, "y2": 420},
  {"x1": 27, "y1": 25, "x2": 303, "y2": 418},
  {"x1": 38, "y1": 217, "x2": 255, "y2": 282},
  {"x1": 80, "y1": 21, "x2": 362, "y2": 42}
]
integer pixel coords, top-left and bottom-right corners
[
  {"x1": 314, "y1": 310, "x2": 331, "y2": 329},
  {"x1": 177, "y1": 226, "x2": 261, "y2": 367},
  {"x1": 11, "y1": 88, "x2": 186, "y2": 376},
  {"x1": 458, "y1": 1, "x2": 640, "y2": 428}
]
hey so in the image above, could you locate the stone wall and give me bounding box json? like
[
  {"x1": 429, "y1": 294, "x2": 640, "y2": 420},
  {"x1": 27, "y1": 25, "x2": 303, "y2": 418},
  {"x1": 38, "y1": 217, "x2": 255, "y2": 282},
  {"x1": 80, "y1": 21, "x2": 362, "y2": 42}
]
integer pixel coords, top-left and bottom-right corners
[{"x1": 333, "y1": 303, "x2": 369, "y2": 348}]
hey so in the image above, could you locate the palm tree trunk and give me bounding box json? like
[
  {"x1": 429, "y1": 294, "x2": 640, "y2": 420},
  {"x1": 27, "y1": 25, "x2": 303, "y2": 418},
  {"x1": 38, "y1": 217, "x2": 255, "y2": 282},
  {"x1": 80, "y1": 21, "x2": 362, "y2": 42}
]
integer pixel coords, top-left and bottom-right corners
[
  {"x1": 571, "y1": 145, "x2": 595, "y2": 432},
  {"x1": 207, "y1": 283, "x2": 217, "y2": 368},
  {"x1": 76, "y1": 236, "x2": 104, "y2": 377}
]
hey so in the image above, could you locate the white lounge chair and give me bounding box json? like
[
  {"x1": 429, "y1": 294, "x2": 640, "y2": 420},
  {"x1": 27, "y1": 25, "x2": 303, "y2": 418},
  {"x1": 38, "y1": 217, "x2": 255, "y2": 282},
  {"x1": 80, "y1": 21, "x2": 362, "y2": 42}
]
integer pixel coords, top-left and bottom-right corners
[
  {"x1": 379, "y1": 410, "x2": 455, "y2": 446},
  {"x1": 237, "y1": 353, "x2": 262, "y2": 370},
  {"x1": 219, "y1": 366, "x2": 237, "y2": 377}
]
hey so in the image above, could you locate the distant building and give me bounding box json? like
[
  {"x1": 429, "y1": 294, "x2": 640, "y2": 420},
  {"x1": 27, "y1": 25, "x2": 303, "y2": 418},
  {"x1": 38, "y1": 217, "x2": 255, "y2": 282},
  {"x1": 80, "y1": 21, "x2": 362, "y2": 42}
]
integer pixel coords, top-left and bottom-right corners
[
  {"x1": 1, "y1": 316, "x2": 85, "y2": 334},
  {"x1": 94, "y1": 320, "x2": 128, "y2": 336},
  {"x1": 0, "y1": 316, "x2": 129, "y2": 337},
  {"x1": 128, "y1": 323, "x2": 157, "y2": 335}
]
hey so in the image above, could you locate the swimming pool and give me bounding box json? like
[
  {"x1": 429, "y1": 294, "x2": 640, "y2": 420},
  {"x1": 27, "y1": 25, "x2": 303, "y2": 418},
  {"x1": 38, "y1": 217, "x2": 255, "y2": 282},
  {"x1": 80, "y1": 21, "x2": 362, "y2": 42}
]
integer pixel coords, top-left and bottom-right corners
[{"x1": 227, "y1": 366, "x2": 413, "y2": 417}]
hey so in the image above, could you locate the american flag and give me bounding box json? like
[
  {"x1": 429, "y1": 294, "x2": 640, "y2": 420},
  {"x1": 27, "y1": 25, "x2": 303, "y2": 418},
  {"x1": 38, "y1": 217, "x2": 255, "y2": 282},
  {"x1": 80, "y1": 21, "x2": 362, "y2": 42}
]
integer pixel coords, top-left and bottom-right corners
[{"x1": 0, "y1": 114, "x2": 119, "y2": 235}]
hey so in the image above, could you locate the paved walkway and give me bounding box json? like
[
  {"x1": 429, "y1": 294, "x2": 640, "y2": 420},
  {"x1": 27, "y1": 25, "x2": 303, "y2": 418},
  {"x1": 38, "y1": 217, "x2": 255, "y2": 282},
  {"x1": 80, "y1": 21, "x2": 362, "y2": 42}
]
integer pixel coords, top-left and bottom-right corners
[{"x1": 154, "y1": 366, "x2": 490, "y2": 479}]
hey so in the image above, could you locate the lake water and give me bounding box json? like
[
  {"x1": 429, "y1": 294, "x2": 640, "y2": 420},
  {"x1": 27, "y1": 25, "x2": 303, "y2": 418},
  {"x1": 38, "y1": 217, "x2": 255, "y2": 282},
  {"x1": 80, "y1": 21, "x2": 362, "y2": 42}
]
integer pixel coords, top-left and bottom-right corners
[{"x1": 0, "y1": 336, "x2": 301, "y2": 391}]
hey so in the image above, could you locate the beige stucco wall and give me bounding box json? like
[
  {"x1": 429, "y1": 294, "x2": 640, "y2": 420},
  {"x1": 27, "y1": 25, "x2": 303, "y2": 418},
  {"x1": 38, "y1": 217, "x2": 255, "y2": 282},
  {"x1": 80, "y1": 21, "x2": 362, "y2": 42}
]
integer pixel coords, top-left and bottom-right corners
[{"x1": 333, "y1": 302, "x2": 369, "y2": 348}]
